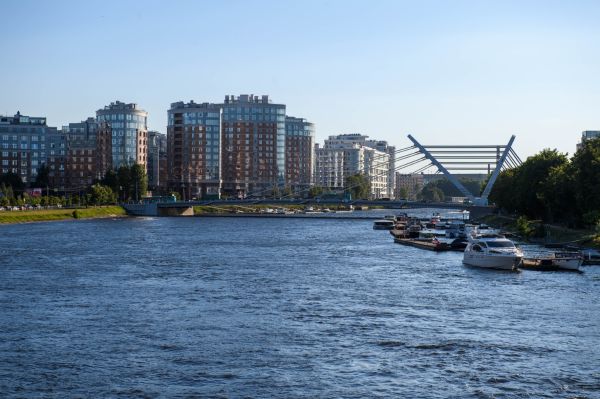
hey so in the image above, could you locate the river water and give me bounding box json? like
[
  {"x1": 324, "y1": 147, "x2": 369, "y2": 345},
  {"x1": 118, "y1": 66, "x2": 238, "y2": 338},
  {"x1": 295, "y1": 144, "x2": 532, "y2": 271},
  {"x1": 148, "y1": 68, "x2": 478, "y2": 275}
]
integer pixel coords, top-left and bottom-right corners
[{"x1": 1, "y1": 214, "x2": 599, "y2": 398}]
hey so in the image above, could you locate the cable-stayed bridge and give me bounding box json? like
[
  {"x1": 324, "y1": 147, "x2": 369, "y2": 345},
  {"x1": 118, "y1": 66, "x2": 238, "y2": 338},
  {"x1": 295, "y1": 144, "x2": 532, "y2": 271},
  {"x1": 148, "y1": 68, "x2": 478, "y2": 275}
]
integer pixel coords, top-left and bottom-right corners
[{"x1": 124, "y1": 134, "x2": 520, "y2": 218}]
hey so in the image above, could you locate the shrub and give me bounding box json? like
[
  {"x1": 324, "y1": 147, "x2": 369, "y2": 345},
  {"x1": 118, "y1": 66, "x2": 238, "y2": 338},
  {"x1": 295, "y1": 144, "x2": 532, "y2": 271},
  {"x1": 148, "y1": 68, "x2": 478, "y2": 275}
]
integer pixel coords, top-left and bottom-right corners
[{"x1": 517, "y1": 216, "x2": 535, "y2": 239}]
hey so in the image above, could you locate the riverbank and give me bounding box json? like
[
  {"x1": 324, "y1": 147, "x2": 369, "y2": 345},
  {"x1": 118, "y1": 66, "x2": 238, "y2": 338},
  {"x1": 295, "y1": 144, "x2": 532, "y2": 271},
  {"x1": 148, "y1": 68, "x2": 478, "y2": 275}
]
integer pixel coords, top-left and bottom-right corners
[
  {"x1": 0, "y1": 206, "x2": 127, "y2": 225},
  {"x1": 476, "y1": 214, "x2": 600, "y2": 248}
]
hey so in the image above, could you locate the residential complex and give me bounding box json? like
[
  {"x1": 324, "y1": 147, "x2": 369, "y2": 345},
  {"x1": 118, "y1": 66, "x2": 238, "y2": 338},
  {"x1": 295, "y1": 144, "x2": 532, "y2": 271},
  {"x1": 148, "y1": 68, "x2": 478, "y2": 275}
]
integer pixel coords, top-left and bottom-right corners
[
  {"x1": 1, "y1": 98, "x2": 408, "y2": 201},
  {"x1": 285, "y1": 117, "x2": 315, "y2": 191},
  {"x1": 147, "y1": 130, "x2": 167, "y2": 192},
  {"x1": 395, "y1": 173, "x2": 425, "y2": 200},
  {"x1": 221, "y1": 95, "x2": 286, "y2": 197},
  {"x1": 0, "y1": 112, "x2": 62, "y2": 187},
  {"x1": 315, "y1": 134, "x2": 391, "y2": 199},
  {"x1": 167, "y1": 101, "x2": 222, "y2": 199},
  {"x1": 63, "y1": 117, "x2": 112, "y2": 190},
  {"x1": 577, "y1": 130, "x2": 600, "y2": 151},
  {"x1": 167, "y1": 95, "x2": 314, "y2": 199},
  {"x1": 96, "y1": 101, "x2": 148, "y2": 169}
]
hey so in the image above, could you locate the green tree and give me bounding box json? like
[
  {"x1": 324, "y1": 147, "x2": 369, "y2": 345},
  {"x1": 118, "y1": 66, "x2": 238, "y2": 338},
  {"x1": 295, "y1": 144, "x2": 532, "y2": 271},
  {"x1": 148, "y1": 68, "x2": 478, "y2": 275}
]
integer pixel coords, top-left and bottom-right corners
[
  {"x1": 0, "y1": 183, "x2": 15, "y2": 205},
  {"x1": 0, "y1": 172, "x2": 24, "y2": 192},
  {"x1": 538, "y1": 163, "x2": 577, "y2": 224},
  {"x1": 130, "y1": 163, "x2": 148, "y2": 201},
  {"x1": 308, "y1": 185, "x2": 324, "y2": 198},
  {"x1": 425, "y1": 178, "x2": 482, "y2": 198},
  {"x1": 490, "y1": 149, "x2": 568, "y2": 219},
  {"x1": 571, "y1": 138, "x2": 600, "y2": 222},
  {"x1": 0, "y1": 195, "x2": 9, "y2": 207},
  {"x1": 271, "y1": 185, "x2": 281, "y2": 199},
  {"x1": 345, "y1": 173, "x2": 371, "y2": 199},
  {"x1": 398, "y1": 187, "x2": 409, "y2": 199},
  {"x1": 89, "y1": 184, "x2": 117, "y2": 205},
  {"x1": 516, "y1": 216, "x2": 535, "y2": 239},
  {"x1": 117, "y1": 166, "x2": 131, "y2": 201},
  {"x1": 489, "y1": 169, "x2": 518, "y2": 213},
  {"x1": 420, "y1": 184, "x2": 444, "y2": 202},
  {"x1": 34, "y1": 164, "x2": 50, "y2": 189},
  {"x1": 101, "y1": 169, "x2": 120, "y2": 195}
]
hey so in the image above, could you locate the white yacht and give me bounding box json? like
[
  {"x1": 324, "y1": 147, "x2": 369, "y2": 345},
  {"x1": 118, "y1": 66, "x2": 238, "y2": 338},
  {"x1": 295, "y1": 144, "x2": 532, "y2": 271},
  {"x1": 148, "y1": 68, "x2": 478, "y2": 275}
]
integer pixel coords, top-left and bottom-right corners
[{"x1": 463, "y1": 236, "x2": 523, "y2": 270}]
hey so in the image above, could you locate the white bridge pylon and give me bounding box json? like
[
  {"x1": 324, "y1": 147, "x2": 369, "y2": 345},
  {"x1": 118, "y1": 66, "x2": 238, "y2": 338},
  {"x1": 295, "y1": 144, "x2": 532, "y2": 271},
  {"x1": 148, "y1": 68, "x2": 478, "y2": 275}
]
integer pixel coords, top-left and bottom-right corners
[{"x1": 407, "y1": 134, "x2": 521, "y2": 206}]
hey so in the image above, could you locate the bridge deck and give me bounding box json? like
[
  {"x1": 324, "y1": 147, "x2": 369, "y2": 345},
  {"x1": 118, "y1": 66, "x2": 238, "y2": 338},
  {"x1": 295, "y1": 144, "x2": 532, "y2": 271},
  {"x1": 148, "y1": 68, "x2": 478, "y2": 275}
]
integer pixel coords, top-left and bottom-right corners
[{"x1": 156, "y1": 199, "x2": 474, "y2": 210}]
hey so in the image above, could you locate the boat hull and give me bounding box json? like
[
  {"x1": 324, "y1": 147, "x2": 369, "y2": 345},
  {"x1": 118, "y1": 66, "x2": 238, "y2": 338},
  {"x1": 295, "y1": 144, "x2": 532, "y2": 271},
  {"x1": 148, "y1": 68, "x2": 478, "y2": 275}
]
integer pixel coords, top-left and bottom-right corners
[
  {"x1": 553, "y1": 258, "x2": 582, "y2": 270},
  {"x1": 463, "y1": 253, "x2": 521, "y2": 270}
]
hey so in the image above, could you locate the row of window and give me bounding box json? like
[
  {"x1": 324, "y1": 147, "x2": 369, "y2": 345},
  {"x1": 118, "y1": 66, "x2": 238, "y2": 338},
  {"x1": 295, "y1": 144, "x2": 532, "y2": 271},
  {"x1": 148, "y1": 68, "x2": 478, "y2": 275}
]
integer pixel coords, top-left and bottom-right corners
[
  {"x1": 2, "y1": 135, "x2": 41, "y2": 141},
  {"x1": 97, "y1": 114, "x2": 146, "y2": 123}
]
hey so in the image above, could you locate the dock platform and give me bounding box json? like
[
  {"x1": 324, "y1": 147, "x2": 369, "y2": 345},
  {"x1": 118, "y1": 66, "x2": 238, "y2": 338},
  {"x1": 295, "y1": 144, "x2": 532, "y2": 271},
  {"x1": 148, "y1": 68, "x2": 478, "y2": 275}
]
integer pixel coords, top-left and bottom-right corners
[
  {"x1": 521, "y1": 258, "x2": 582, "y2": 272},
  {"x1": 393, "y1": 237, "x2": 456, "y2": 252}
]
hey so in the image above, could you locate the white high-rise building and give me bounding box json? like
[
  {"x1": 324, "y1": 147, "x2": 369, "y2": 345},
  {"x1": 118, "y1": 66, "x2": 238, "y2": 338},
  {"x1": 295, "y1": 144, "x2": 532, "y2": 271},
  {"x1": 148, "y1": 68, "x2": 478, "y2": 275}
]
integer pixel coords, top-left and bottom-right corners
[{"x1": 314, "y1": 134, "x2": 390, "y2": 199}]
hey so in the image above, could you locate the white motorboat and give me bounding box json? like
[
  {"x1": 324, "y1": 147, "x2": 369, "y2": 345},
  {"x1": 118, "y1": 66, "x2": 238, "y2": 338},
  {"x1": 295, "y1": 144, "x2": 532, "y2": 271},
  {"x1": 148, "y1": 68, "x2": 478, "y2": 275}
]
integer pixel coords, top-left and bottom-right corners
[{"x1": 463, "y1": 235, "x2": 523, "y2": 270}]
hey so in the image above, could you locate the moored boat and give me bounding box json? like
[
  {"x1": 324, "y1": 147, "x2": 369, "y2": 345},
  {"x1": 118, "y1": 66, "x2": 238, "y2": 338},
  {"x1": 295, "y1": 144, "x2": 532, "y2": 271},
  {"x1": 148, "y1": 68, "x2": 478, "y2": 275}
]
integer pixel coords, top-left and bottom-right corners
[
  {"x1": 463, "y1": 235, "x2": 523, "y2": 270},
  {"x1": 373, "y1": 219, "x2": 395, "y2": 230},
  {"x1": 551, "y1": 252, "x2": 583, "y2": 270}
]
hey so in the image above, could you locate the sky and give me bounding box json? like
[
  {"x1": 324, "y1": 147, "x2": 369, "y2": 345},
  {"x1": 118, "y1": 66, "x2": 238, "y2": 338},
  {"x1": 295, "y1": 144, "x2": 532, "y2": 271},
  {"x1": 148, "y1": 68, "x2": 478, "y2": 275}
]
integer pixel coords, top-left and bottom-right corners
[{"x1": 1, "y1": 0, "x2": 599, "y2": 162}]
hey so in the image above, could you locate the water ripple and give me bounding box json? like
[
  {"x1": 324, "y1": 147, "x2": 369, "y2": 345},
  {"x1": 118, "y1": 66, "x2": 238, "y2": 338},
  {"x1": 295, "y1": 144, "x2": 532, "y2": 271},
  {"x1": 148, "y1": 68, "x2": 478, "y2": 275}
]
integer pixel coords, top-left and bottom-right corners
[{"x1": 1, "y1": 215, "x2": 599, "y2": 398}]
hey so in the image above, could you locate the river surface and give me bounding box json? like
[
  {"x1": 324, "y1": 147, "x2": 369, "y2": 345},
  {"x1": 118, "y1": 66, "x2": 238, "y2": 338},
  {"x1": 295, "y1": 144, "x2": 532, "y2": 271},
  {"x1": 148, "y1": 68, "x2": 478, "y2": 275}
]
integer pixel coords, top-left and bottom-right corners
[{"x1": 1, "y1": 214, "x2": 599, "y2": 398}]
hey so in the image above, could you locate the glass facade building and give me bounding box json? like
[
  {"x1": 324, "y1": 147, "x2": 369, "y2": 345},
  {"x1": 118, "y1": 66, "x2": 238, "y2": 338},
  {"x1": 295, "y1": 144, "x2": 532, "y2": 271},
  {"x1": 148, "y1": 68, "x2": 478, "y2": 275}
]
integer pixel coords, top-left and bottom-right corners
[
  {"x1": 166, "y1": 95, "x2": 312, "y2": 199},
  {"x1": 96, "y1": 101, "x2": 148, "y2": 169},
  {"x1": 285, "y1": 116, "x2": 315, "y2": 190},
  {"x1": 221, "y1": 94, "x2": 285, "y2": 197},
  {"x1": 0, "y1": 112, "x2": 62, "y2": 187},
  {"x1": 147, "y1": 130, "x2": 167, "y2": 192},
  {"x1": 62, "y1": 117, "x2": 112, "y2": 189},
  {"x1": 167, "y1": 101, "x2": 222, "y2": 199}
]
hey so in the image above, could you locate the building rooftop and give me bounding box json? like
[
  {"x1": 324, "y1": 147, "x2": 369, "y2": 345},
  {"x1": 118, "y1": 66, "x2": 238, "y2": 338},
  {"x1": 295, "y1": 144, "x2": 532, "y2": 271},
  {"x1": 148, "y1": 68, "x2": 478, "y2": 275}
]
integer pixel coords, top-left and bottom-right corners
[
  {"x1": 169, "y1": 101, "x2": 220, "y2": 110},
  {"x1": 582, "y1": 130, "x2": 600, "y2": 140},
  {"x1": 98, "y1": 101, "x2": 146, "y2": 113},
  {"x1": 0, "y1": 111, "x2": 47, "y2": 126},
  {"x1": 223, "y1": 94, "x2": 277, "y2": 105}
]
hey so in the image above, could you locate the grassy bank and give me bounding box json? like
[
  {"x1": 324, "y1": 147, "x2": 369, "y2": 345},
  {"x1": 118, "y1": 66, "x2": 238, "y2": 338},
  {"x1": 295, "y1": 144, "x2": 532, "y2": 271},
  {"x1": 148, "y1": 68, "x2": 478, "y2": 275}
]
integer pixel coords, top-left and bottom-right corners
[
  {"x1": 0, "y1": 206, "x2": 126, "y2": 224},
  {"x1": 477, "y1": 214, "x2": 600, "y2": 248}
]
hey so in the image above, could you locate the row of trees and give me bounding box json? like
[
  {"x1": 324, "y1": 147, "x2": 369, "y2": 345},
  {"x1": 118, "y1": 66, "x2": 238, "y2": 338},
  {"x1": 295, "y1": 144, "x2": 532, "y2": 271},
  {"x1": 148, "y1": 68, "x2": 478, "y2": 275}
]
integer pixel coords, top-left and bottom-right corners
[
  {"x1": 306, "y1": 174, "x2": 372, "y2": 200},
  {"x1": 100, "y1": 164, "x2": 148, "y2": 202},
  {"x1": 418, "y1": 178, "x2": 482, "y2": 202},
  {"x1": 489, "y1": 138, "x2": 600, "y2": 228},
  {"x1": 0, "y1": 164, "x2": 147, "y2": 207}
]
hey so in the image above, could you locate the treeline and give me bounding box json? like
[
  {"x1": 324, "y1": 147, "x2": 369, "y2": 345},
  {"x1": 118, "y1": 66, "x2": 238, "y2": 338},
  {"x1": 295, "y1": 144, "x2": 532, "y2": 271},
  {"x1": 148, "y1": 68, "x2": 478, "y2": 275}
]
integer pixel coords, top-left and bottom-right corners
[
  {"x1": 489, "y1": 138, "x2": 600, "y2": 228},
  {"x1": 419, "y1": 178, "x2": 482, "y2": 202},
  {"x1": 307, "y1": 173, "x2": 372, "y2": 200},
  {"x1": 0, "y1": 164, "x2": 148, "y2": 207}
]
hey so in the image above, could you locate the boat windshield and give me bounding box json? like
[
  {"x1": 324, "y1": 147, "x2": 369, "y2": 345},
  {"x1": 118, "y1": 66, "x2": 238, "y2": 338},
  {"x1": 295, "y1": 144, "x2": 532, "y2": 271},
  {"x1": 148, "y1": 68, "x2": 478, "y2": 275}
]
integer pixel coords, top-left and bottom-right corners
[{"x1": 486, "y1": 241, "x2": 515, "y2": 248}]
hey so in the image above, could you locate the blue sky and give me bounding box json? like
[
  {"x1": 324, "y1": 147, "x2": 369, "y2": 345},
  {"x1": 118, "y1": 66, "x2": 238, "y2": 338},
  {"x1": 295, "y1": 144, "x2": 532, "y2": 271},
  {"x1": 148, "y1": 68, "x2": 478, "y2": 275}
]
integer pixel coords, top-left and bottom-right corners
[{"x1": 1, "y1": 0, "x2": 599, "y2": 161}]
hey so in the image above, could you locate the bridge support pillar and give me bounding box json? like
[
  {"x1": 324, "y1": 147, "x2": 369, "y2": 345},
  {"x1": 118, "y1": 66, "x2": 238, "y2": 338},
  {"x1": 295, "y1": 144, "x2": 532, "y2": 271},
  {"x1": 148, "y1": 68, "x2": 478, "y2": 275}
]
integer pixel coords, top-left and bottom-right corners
[{"x1": 158, "y1": 206, "x2": 194, "y2": 217}]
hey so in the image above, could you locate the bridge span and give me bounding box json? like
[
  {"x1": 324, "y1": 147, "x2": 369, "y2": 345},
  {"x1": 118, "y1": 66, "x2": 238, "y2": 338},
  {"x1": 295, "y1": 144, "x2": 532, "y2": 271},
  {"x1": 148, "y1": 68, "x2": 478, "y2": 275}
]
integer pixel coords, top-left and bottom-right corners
[{"x1": 122, "y1": 199, "x2": 495, "y2": 219}]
